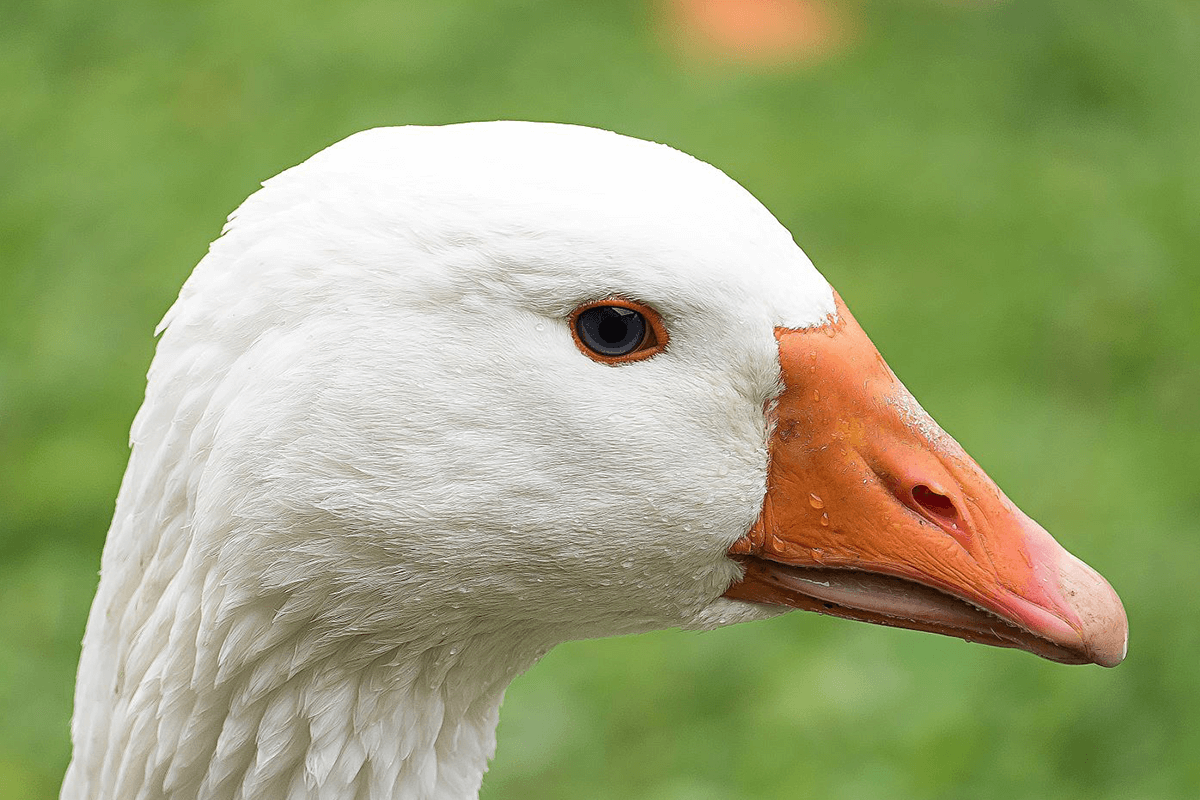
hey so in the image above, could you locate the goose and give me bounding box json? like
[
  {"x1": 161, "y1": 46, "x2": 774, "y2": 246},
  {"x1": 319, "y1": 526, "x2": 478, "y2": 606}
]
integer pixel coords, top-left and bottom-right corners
[{"x1": 62, "y1": 121, "x2": 1128, "y2": 800}]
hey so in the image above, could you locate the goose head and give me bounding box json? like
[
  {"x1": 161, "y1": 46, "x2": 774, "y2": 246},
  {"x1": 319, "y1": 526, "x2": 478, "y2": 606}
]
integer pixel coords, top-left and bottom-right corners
[
  {"x1": 66, "y1": 120, "x2": 1127, "y2": 800},
  {"x1": 151, "y1": 120, "x2": 1124, "y2": 664}
]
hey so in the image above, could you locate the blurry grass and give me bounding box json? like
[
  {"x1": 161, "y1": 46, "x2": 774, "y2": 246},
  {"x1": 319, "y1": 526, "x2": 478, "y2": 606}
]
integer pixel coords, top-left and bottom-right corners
[{"x1": 1, "y1": 0, "x2": 1197, "y2": 798}]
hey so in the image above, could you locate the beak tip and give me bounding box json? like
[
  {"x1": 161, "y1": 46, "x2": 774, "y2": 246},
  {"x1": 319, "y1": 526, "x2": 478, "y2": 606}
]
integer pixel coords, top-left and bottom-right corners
[
  {"x1": 1089, "y1": 616, "x2": 1128, "y2": 668},
  {"x1": 1057, "y1": 551, "x2": 1129, "y2": 668},
  {"x1": 1087, "y1": 592, "x2": 1128, "y2": 668}
]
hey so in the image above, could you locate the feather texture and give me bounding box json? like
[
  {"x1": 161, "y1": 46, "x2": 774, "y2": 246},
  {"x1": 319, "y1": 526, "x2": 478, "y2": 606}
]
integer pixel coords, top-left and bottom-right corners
[{"x1": 63, "y1": 122, "x2": 837, "y2": 799}]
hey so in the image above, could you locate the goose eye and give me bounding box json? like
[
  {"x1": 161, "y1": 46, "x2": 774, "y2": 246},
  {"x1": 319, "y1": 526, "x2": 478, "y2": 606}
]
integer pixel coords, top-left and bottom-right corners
[
  {"x1": 577, "y1": 307, "x2": 644, "y2": 355},
  {"x1": 569, "y1": 299, "x2": 668, "y2": 364}
]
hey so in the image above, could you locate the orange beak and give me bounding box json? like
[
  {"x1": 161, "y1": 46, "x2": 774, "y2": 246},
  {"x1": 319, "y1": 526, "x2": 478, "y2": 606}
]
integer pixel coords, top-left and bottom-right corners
[{"x1": 724, "y1": 293, "x2": 1128, "y2": 666}]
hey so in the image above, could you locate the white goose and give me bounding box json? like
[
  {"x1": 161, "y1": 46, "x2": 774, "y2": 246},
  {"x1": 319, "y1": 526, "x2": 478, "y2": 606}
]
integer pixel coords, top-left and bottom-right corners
[{"x1": 62, "y1": 121, "x2": 1128, "y2": 800}]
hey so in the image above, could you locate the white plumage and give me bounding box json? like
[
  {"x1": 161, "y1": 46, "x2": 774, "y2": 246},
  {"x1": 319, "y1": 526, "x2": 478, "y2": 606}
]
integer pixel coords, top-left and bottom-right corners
[{"x1": 64, "y1": 123, "x2": 832, "y2": 799}]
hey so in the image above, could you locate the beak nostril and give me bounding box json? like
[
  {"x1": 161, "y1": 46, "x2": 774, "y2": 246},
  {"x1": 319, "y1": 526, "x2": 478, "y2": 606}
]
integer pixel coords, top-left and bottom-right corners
[{"x1": 912, "y1": 484, "x2": 959, "y2": 523}]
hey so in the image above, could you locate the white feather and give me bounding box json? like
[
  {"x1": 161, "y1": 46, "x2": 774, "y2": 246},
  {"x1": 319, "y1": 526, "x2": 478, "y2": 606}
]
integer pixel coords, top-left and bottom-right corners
[{"x1": 63, "y1": 121, "x2": 836, "y2": 800}]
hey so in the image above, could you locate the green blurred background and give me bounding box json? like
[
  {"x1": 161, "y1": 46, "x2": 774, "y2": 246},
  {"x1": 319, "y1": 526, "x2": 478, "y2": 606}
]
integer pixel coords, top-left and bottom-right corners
[{"x1": 2, "y1": 0, "x2": 1197, "y2": 798}]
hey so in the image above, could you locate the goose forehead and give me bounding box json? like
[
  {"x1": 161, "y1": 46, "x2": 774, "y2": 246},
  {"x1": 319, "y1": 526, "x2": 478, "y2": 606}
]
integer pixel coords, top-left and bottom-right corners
[{"x1": 258, "y1": 122, "x2": 835, "y2": 328}]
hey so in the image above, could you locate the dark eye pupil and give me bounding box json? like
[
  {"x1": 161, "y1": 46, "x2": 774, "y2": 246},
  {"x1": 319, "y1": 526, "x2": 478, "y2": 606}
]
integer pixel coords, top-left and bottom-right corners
[
  {"x1": 596, "y1": 313, "x2": 629, "y2": 344},
  {"x1": 576, "y1": 306, "x2": 647, "y2": 357}
]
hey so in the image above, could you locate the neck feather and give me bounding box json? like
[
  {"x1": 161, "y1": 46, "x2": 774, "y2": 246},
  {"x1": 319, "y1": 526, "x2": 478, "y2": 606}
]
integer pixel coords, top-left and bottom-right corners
[
  {"x1": 62, "y1": 337, "x2": 547, "y2": 800},
  {"x1": 64, "y1": 554, "x2": 542, "y2": 800}
]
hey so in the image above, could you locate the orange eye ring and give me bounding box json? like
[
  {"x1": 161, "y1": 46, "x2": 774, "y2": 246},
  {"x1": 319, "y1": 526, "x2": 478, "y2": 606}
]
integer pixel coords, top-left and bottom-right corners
[{"x1": 568, "y1": 297, "x2": 669, "y2": 364}]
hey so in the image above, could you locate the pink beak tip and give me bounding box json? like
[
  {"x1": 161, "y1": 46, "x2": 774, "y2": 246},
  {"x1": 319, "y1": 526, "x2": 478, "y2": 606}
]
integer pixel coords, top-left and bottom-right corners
[{"x1": 1057, "y1": 551, "x2": 1129, "y2": 668}]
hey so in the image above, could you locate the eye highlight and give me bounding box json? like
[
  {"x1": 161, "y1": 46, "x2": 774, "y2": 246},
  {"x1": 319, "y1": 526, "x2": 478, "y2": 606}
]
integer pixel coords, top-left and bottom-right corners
[{"x1": 569, "y1": 298, "x2": 668, "y2": 364}]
